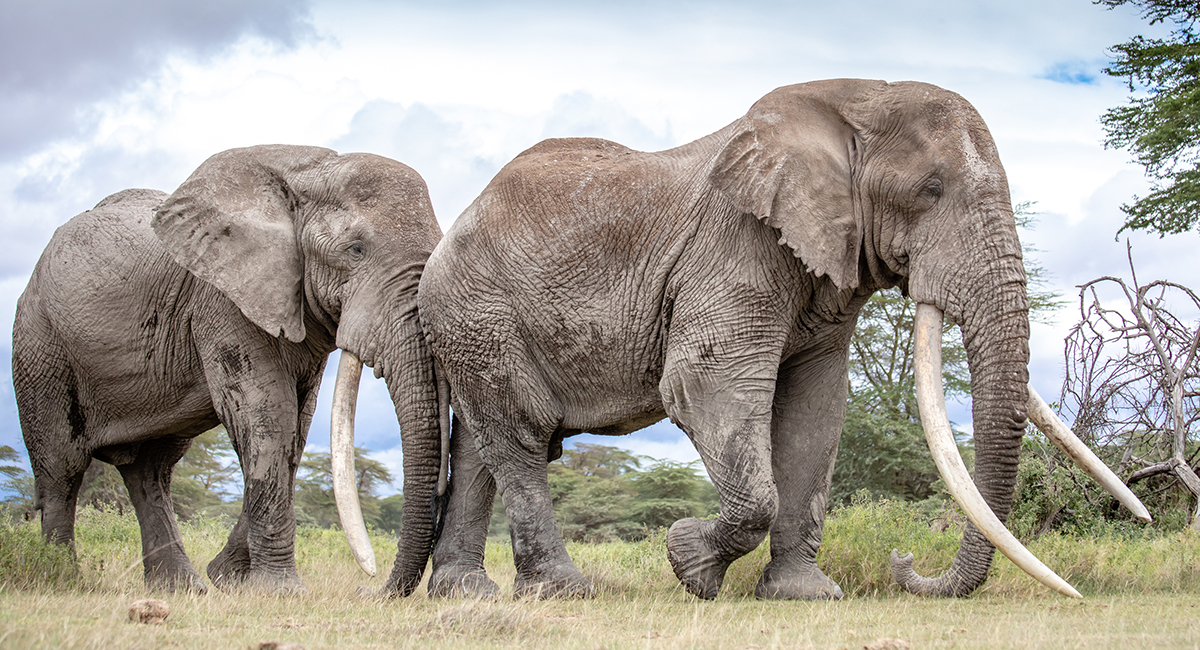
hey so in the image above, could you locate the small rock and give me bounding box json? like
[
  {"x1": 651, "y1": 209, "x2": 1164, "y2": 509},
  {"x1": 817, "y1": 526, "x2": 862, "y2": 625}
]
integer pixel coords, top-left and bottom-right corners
[
  {"x1": 864, "y1": 638, "x2": 910, "y2": 650},
  {"x1": 257, "y1": 643, "x2": 304, "y2": 650},
  {"x1": 127, "y1": 598, "x2": 170, "y2": 625}
]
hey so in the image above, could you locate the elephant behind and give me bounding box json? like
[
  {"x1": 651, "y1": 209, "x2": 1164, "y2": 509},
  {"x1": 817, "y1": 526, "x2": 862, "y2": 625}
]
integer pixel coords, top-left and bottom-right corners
[
  {"x1": 403, "y1": 79, "x2": 1139, "y2": 601},
  {"x1": 13, "y1": 145, "x2": 444, "y2": 595}
]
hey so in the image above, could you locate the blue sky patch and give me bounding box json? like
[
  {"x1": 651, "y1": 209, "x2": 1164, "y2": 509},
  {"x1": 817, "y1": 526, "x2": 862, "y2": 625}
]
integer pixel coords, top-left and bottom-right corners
[{"x1": 1040, "y1": 62, "x2": 1101, "y2": 85}]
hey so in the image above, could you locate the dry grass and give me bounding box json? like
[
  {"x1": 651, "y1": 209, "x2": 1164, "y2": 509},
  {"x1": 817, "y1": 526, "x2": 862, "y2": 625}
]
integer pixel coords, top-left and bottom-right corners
[{"x1": 1, "y1": 506, "x2": 1198, "y2": 649}]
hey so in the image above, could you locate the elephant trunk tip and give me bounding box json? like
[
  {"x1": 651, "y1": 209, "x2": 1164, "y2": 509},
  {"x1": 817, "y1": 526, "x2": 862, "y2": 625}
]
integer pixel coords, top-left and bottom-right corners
[{"x1": 889, "y1": 549, "x2": 974, "y2": 598}]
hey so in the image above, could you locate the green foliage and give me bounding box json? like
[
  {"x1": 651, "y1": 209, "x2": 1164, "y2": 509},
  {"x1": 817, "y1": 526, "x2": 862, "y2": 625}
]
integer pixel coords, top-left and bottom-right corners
[
  {"x1": 836, "y1": 287, "x2": 966, "y2": 506},
  {"x1": 0, "y1": 519, "x2": 85, "y2": 591},
  {"x1": 0, "y1": 445, "x2": 34, "y2": 522},
  {"x1": 1010, "y1": 433, "x2": 1198, "y2": 538},
  {"x1": 171, "y1": 427, "x2": 241, "y2": 522},
  {"x1": 628, "y1": 460, "x2": 719, "y2": 529},
  {"x1": 76, "y1": 460, "x2": 131, "y2": 514},
  {"x1": 817, "y1": 493, "x2": 965, "y2": 597},
  {"x1": 377, "y1": 493, "x2": 404, "y2": 534},
  {"x1": 488, "y1": 444, "x2": 720, "y2": 543},
  {"x1": 1098, "y1": 0, "x2": 1200, "y2": 234},
  {"x1": 294, "y1": 446, "x2": 394, "y2": 530}
]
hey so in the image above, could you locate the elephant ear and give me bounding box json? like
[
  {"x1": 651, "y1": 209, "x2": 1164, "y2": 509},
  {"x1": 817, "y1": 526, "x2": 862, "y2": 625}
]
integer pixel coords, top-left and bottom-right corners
[
  {"x1": 711, "y1": 80, "x2": 878, "y2": 291},
  {"x1": 152, "y1": 145, "x2": 337, "y2": 343}
]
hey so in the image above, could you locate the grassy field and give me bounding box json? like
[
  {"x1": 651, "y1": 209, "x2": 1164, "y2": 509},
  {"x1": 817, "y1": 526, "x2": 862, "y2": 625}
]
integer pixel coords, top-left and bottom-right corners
[{"x1": 2, "y1": 502, "x2": 1198, "y2": 649}]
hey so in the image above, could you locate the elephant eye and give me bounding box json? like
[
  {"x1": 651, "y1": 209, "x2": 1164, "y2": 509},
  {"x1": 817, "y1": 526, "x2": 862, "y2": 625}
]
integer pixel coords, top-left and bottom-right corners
[
  {"x1": 348, "y1": 242, "x2": 365, "y2": 258},
  {"x1": 922, "y1": 179, "x2": 943, "y2": 200}
]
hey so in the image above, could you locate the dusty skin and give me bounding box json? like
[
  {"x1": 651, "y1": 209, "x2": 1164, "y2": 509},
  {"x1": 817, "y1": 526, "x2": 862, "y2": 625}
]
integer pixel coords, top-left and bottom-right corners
[
  {"x1": 419, "y1": 79, "x2": 1044, "y2": 600},
  {"x1": 12, "y1": 145, "x2": 445, "y2": 596}
]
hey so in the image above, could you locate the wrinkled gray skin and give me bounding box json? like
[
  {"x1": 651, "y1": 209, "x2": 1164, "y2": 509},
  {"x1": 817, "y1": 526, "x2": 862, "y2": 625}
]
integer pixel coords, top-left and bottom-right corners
[
  {"x1": 13, "y1": 145, "x2": 443, "y2": 595},
  {"x1": 420, "y1": 79, "x2": 1029, "y2": 600}
]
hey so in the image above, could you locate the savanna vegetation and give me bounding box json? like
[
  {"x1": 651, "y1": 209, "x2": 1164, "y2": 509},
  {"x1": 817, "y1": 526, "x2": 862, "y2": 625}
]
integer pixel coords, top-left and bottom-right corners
[{"x1": 1, "y1": 497, "x2": 1198, "y2": 649}]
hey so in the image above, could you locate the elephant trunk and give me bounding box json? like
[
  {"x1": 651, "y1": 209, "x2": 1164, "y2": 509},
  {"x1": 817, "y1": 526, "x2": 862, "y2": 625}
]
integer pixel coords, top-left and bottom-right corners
[
  {"x1": 891, "y1": 304, "x2": 1080, "y2": 598},
  {"x1": 377, "y1": 310, "x2": 443, "y2": 597},
  {"x1": 331, "y1": 289, "x2": 443, "y2": 597},
  {"x1": 891, "y1": 229, "x2": 1083, "y2": 598}
]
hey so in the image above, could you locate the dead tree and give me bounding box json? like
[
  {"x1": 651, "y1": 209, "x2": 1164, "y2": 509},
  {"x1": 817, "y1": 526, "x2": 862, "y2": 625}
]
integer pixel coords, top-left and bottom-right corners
[{"x1": 1061, "y1": 244, "x2": 1200, "y2": 531}]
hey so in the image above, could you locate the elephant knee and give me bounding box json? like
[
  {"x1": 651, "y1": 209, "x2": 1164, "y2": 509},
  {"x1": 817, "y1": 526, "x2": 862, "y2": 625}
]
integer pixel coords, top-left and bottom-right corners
[{"x1": 725, "y1": 487, "x2": 778, "y2": 536}]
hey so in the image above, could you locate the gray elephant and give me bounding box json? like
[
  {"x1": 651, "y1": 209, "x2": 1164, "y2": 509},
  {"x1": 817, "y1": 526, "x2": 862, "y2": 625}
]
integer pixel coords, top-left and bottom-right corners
[
  {"x1": 381, "y1": 79, "x2": 1134, "y2": 601},
  {"x1": 12, "y1": 145, "x2": 444, "y2": 594}
]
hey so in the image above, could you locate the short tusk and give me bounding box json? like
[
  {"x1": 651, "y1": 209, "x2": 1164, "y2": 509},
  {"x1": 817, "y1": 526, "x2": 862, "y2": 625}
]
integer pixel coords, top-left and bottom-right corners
[
  {"x1": 913, "y1": 303, "x2": 1081, "y2": 599},
  {"x1": 331, "y1": 350, "x2": 377, "y2": 577},
  {"x1": 1026, "y1": 385, "x2": 1152, "y2": 523}
]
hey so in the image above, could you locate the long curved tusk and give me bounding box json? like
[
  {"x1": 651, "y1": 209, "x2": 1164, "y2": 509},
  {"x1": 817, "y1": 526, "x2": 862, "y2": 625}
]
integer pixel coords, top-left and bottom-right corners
[
  {"x1": 913, "y1": 303, "x2": 1081, "y2": 599},
  {"x1": 331, "y1": 350, "x2": 377, "y2": 577},
  {"x1": 1026, "y1": 385, "x2": 1152, "y2": 523}
]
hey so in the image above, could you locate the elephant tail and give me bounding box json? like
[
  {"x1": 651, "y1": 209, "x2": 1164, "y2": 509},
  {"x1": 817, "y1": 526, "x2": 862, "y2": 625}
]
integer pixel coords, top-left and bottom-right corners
[{"x1": 431, "y1": 369, "x2": 451, "y2": 543}]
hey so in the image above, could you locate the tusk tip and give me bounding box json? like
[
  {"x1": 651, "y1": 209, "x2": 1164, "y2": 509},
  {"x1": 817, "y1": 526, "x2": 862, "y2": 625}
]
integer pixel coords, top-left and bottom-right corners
[{"x1": 357, "y1": 554, "x2": 377, "y2": 577}]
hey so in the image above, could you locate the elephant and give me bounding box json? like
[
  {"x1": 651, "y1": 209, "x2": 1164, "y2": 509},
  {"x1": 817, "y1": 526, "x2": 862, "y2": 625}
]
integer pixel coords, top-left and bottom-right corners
[
  {"x1": 324, "y1": 78, "x2": 1146, "y2": 602},
  {"x1": 12, "y1": 144, "x2": 445, "y2": 595}
]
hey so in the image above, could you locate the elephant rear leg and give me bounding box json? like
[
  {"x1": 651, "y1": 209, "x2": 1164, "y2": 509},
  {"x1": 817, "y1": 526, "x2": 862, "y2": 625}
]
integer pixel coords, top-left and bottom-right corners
[
  {"x1": 13, "y1": 338, "x2": 91, "y2": 548},
  {"x1": 116, "y1": 436, "x2": 207, "y2": 593},
  {"x1": 30, "y1": 454, "x2": 89, "y2": 549},
  {"x1": 429, "y1": 415, "x2": 500, "y2": 599},
  {"x1": 459, "y1": 400, "x2": 593, "y2": 599}
]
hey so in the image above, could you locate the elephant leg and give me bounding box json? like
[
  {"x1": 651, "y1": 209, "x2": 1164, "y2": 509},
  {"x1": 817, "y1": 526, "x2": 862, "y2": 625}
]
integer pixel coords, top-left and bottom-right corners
[
  {"x1": 202, "y1": 347, "x2": 307, "y2": 594},
  {"x1": 755, "y1": 342, "x2": 850, "y2": 600},
  {"x1": 30, "y1": 450, "x2": 89, "y2": 549},
  {"x1": 13, "y1": 342, "x2": 91, "y2": 548},
  {"x1": 116, "y1": 435, "x2": 207, "y2": 593},
  {"x1": 208, "y1": 507, "x2": 252, "y2": 588},
  {"x1": 428, "y1": 415, "x2": 500, "y2": 599},
  {"x1": 660, "y1": 355, "x2": 780, "y2": 600},
  {"x1": 208, "y1": 373, "x2": 320, "y2": 590},
  {"x1": 458, "y1": 397, "x2": 593, "y2": 600}
]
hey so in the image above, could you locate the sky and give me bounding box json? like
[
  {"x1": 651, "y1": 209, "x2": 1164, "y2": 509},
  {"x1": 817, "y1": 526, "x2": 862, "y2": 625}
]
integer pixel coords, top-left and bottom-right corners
[{"x1": 0, "y1": 0, "x2": 1191, "y2": 495}]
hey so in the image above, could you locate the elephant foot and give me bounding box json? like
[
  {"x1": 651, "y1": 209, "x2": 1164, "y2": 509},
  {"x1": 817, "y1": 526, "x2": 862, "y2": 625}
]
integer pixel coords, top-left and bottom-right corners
[
  {"x1": 513, "y1": 563, "x2": 595, "y2": 600},
  {"x1": 206, "y1": 543, "x2": 252, "y2": 591},
  {"x1": 755, "y1": 559, "x2": 844, "y2": 601},
  {"x1": 145, "y1": 563, "x2": 208, "y2": 594},
  {"x1": 248, "y1": 571, "x2": 309, "y2": 596},
  {"x1": 667, "y1": 518, "x2": 733, "y2": 600},
  {"x1": 207, "y1": 553, "x2": 307, "y2": 595},
  {"x1": 428, "y1": 564, "x2": 501, "y2": 600}
]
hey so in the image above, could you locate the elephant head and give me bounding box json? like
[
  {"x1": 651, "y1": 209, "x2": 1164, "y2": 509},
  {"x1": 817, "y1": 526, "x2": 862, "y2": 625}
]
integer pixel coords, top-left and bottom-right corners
[
  {"x1": 712, "y1": 80, "x2": 1143, "y2": 597},
  {"x1": 151, "y1": 144, "x2": 444, "y2": 595}
]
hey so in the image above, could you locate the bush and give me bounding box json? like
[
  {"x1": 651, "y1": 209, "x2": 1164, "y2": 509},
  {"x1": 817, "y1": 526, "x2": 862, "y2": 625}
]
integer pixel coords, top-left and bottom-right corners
[{"x1": 0, "y1": 520, "x2": 86, "y2": 591}]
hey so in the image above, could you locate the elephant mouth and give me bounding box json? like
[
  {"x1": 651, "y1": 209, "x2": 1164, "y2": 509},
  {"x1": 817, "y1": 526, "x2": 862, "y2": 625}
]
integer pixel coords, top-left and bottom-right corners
[{"x1": 910, "y1": 303, "x2": 1151, "y2": 598}]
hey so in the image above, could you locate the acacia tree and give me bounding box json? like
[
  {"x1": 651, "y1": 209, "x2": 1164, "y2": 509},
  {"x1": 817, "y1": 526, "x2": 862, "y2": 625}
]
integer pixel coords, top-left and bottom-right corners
[
  {"x1": 294, "y1": 447, "x2": 394, "y2": 530},
  {"x1": 1059, "y1": 246, "x2": 1200, "y2": 530},
  {"x1": 0, "y1": 445, "x2": 34, "y2": 521},
  {"x1": 171, "y1": 427, "x2": 241, "y2": 521},
  {"x1": 1099, "y1": 0, "x2": 1200, "y2": 234}
]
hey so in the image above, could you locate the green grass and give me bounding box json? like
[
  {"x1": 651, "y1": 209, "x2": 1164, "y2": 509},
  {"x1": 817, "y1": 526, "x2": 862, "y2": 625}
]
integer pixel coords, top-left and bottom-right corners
[{"x1": 1, "y1": 503, "x2": 1198, "y2": 649}]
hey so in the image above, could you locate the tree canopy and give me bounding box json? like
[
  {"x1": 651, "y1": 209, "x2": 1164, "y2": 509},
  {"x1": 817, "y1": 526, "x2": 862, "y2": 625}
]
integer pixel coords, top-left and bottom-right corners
[{"x1": 1099, "y1": 0, "x2": 1200, "y2": 234}]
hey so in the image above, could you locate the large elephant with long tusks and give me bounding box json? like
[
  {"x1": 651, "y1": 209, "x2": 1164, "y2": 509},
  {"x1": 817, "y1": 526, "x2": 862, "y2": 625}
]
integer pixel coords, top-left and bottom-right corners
[
  {"x1": 13, "y1": 145, "x2": 445, "y2": 595},
  {"x1": 334, "y1": 79, "x2": 1149, "y2": 600}
]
